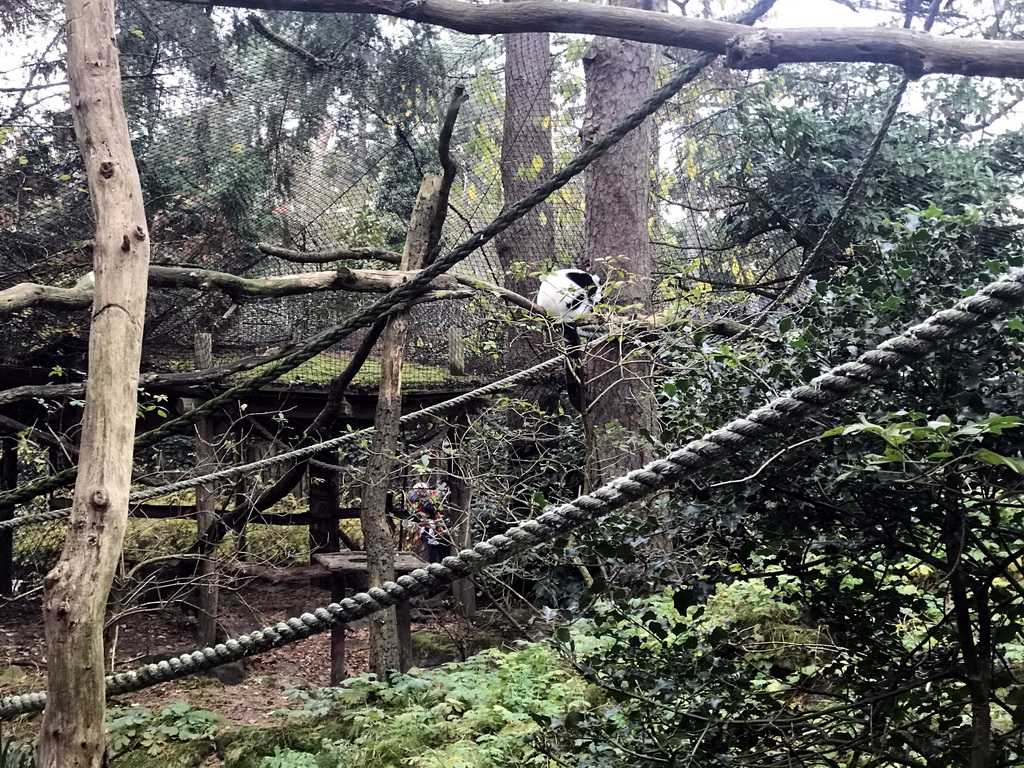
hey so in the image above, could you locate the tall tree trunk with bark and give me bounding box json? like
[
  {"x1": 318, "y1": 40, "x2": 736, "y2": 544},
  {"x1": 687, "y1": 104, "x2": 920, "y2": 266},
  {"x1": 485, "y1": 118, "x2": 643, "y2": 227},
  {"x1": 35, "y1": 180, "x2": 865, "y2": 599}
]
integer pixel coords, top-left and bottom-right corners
[
  {"x1": 496, "y1": 12, "x2": 565, "y2": 504},
  {"x1": 39, "y1": 0, "x2": 150, "y2": 765},
  {"x1": 360, "y1": 175, "x2": 442, "y2": 677},
  {"x1": 496, "y1": 2, "x2": 556, "y2": 314},
  {"x1": 582, "y1": 0, "x2": 658, "y2": 486},
  {"x1": 0, "y1": 438, "x2": 15, "y2": 596}
]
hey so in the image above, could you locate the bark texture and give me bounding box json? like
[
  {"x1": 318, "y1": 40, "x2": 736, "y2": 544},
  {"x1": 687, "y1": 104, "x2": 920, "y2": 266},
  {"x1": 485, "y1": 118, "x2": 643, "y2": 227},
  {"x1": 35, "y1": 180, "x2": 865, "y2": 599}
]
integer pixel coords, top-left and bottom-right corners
[
  {"x1": 0, "y1": 438, "x2": 15, "y2": 596},
  {"x1": 39, "y1": 0, "x2": 150, "y2": 764},
  {"x1": 496, "y1": 4, "x2": 556, "y2": 315},
  {"x1": 494, "y1": 0, "x2": 565, "y2": 502},
  {"x1": 360, "y1": 175, "x2": 443, "y2": 677},
  {"x1": 204, "y1": 0, "x2": 1024, "y2": 80},
  {"x1": 582, "y1": 0, "x2": 657, "y2": 487},
  {"x1": 192, "y1": 334, "x2": 219, "y2": 648}
]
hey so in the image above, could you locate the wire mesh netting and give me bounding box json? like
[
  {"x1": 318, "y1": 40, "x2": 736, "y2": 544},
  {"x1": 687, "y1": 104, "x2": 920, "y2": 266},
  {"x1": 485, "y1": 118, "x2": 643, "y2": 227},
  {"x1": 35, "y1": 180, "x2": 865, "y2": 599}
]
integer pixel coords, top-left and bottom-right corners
[{"x1": 0, "y1": 2, "x2": 820, "y2": 391}]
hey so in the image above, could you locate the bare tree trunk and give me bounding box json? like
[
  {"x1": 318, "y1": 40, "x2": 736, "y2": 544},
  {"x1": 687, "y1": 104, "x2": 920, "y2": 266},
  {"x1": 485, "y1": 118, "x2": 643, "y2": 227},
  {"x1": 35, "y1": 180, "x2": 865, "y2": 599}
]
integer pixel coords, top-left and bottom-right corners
[
  {"x1": 496, "y1": 5, "x2": 556, "y2": 310},
  {"x1": 582, "y1": 0, "x2": 658, "y2": 486},
  {"x1": 497, "y1": 7, "x2": 555, "y2": 368},
  {"x1": 39, "y1": 0, "x2": 150, "y2": 764},
  {"x1": 496, "y1": 14, "x2": 564, "y2": 507},
  {"x1": 446, "y1": 416, "x2": 475, "y2": 617},
  {"x1": 361, "y1": 175, "x2": 442, "y2": 677},
  {"x1": 945, "y1": 501, "x2": 994, "y2": 767},
  {"x1": 192, "y1": 332, "x2": 219, "y2": 648}
]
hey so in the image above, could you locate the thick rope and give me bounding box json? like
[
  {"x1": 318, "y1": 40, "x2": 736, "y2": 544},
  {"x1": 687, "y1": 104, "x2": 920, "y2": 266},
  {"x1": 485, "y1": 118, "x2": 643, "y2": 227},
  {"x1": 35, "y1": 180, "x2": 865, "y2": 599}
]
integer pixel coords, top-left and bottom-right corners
[
  {"x1": 3, "y1": 266, "x2": 1022, "y2": 720},
  {"x1": 0, "y1": 354, "x2": 566, "y2": 531},
  {"x1": 0, "y1": 3, "x2": 774, "y2": 513}
]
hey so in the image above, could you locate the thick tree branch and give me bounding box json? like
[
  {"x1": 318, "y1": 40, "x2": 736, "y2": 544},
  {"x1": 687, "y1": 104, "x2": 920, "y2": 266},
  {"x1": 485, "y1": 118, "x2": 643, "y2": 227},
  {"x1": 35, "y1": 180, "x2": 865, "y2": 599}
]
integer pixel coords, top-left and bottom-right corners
[
  {"x1": 427, "y1": 85, "x2": 469, "y2": 263},
  {"x1": 167, "y1": 0, "x2": 1024, "y2": 80},
  {"x1": 258, "y1": 242, "x2": 401, "y2": 264},
  {"x1": 249, "y1": 14, "x2": 330, "y2": 68},
  {"x1": 0, "y1": 271, "x2": 95, "y2": 314},
  {"x1": 453, "y1": 274, "x2": 546, "y2": 316},
  {"x1": 0, "y1": 287, "x2": 472, "y2": 407},
  {"x1": 0, "y1": 264, "x2": 461, "y2": 316}
]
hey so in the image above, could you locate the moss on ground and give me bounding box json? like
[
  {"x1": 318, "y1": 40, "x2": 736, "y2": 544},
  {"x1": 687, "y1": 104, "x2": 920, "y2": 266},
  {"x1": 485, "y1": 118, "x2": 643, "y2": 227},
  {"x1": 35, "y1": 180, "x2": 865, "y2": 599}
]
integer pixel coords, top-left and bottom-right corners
[
  {"x1": 217, "y1": 720, "x2": 349, "y2": 768},
  {"x1": 108, "y1": 740, "x2": 215, "y2": 768},
  {"x1": 240, "y1": 353, "x2": 451, "y2": 388}
]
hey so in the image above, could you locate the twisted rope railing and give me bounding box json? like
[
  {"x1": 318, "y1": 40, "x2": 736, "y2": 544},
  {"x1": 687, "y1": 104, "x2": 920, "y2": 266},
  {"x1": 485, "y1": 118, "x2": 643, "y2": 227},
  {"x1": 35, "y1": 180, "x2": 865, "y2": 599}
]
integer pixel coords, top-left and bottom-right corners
[
  {"x1": 0, "y1": 354, "x2": 566, "y2": 531},
  {"x1": 0, "y1": 0, "x2": 776, "y2": 512},
  {"x1": 3, "y1": 266, "x2": 1022, "y2": 720}
]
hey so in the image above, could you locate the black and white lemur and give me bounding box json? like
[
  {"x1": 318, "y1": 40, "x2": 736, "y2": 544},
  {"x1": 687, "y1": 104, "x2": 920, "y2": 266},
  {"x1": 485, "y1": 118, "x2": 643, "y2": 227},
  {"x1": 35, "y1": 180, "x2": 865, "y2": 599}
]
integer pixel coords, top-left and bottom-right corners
[{"x1": 535, "y1": 268, "x2": 603, "y2": 412}]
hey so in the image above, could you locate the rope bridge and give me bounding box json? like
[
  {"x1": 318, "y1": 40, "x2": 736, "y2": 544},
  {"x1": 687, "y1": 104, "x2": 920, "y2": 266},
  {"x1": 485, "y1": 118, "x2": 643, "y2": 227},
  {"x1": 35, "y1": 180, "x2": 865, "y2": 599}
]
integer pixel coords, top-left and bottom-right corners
[{"x1": 3, "y1": 266, "x2": 1023, "y2": 720}]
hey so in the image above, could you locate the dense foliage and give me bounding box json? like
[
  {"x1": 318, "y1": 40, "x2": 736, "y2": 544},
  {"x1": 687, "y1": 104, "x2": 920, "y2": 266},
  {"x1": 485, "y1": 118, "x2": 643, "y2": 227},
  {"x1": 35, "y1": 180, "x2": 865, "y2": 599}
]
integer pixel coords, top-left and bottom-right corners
[
  {"x1": 105, "y1": 645, "x2": 592, "y2": 767},
  {"x1": 541, "y1": 209, "x2": 1024, "y2": 766}
]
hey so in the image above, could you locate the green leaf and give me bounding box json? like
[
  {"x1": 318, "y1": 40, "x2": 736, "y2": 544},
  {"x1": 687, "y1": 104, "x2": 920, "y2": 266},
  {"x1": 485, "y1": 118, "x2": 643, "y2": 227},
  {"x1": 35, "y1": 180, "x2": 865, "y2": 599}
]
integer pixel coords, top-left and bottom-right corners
[{"x1": 973, "y1": 448, "x2": 1024, "y2": 473}]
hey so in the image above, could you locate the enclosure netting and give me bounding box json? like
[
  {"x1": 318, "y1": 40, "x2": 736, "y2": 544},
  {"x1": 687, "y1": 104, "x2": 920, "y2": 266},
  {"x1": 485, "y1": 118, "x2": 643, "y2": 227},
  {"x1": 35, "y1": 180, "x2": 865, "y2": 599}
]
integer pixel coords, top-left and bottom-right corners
[{"x1": 0, "y1": 3, "x2": 801, "y2": 389}]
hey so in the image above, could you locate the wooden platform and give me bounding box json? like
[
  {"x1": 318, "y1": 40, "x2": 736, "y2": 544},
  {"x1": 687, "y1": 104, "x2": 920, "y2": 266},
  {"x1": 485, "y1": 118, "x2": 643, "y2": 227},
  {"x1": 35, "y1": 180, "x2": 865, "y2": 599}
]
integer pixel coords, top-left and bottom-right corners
[{"x1": 314, "y1": 550, "x2": 427, "y2": 574}]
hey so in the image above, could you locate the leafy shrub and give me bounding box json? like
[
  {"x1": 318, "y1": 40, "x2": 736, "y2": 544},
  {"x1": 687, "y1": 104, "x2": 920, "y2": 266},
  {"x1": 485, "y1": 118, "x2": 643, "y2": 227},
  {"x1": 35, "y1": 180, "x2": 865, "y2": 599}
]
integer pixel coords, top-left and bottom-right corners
[
  {"x1": 543, "y1": 208, "x2": 1024, "y2": 765},
  {"x1": 0, "y1": 732, "x2": 34, "y2": 768},
  {"x1": 252, "y1": 643, "x2": 592, "y2": 767},
  {"x1": 107, "y1": 699, "x2": 222, "y2": 760},
  {"x1": 260, "y1": 747, "x2": 320, "y2": 768}
]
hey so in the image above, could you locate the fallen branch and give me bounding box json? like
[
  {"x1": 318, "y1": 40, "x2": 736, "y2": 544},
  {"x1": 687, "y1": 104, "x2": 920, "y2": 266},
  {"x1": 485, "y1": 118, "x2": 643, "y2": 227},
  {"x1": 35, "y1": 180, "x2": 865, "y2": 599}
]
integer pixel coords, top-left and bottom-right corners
[
  {"x1": 258, "y1": 242, "x2": 401, "y2": 265},
  {"x1": 0, "y1": 264, "x2": 461, "y2": 317}
]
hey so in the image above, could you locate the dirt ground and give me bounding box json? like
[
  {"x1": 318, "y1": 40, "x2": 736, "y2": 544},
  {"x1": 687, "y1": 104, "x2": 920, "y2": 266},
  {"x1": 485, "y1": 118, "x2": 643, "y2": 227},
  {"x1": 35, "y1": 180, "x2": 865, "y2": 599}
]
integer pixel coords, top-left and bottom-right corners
[{"x1": 0, "y1": 580, "x2": 483, "y2": 733}]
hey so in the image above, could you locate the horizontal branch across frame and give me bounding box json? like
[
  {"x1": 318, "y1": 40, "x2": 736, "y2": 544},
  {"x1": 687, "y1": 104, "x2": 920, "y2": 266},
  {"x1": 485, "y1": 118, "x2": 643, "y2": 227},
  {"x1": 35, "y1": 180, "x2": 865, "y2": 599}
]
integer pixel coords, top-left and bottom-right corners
[
  {"x1": 0, "y1": 265, "x2": 463, "y2": 317},
  {"x1": 166, "y1": 0, "x2": 1024, "y2": 79}
]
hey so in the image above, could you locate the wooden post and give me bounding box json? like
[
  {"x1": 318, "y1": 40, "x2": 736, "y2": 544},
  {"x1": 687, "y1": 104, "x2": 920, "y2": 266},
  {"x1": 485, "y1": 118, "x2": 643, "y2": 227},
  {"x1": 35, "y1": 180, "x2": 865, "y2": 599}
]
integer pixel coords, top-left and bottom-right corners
[
  {"x1": 233, "y1": 433, "x2": 250, "y2": 562},
  {"x1": 0, "y1": 437, "x2": 16, "y2": 596},
  {"x1": 447, "y1": 417, "x2": 476, "y2": 617},
  {"x1": 360, "y1": 174, "x2": 444, "y2": 678},
  {"x1": 309, "y1": 451, "x2": 340, "y2": 558},
  {"x1": 308, "y1": 449, "x2": 343, "y2": 681},
  {"x1": 190, "y1": 333, "x2": 220, "y2": 648},
  {"x1": 448, "y1": 325, "x2": 466, "y2": 376},
  {"x1": 396, "y1": 599, "x2": 413, "y2": 672},
  {"x1": 329, "y1": 571, "x2": 347, "y2": 684}
]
